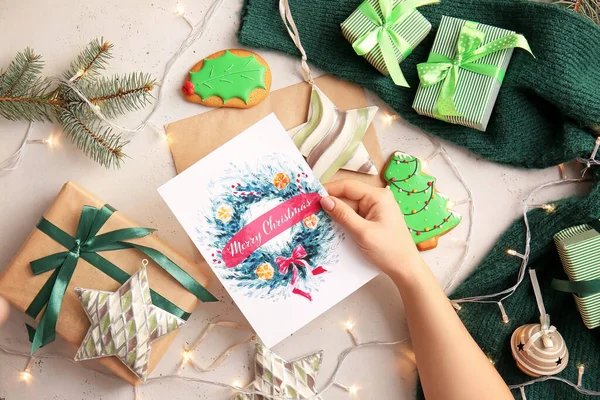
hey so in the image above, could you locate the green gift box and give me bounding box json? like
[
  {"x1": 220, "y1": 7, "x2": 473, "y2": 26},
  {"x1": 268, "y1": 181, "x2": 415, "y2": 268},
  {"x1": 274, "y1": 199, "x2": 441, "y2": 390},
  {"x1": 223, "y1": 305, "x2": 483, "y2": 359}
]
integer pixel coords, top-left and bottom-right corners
[
  {"x1": 413, "y1": 16, "x2": 533, "y2": 131},
  {"x1": 341, "y1": 0, "x2": 438, "y2": 87},
  {"x1": 552, "y1": 221, "x2": 600, "y2": 329}
]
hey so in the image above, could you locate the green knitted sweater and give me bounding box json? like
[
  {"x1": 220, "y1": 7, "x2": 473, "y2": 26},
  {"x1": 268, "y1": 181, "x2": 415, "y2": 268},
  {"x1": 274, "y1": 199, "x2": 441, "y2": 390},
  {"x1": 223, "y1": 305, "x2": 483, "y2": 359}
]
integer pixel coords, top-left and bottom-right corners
[
  {"x1": 238, "y1": 1, "x2": 600, "y2": 399},
  {"x1": 239, "y1": 0, "x2": 600, "y2": 169}
]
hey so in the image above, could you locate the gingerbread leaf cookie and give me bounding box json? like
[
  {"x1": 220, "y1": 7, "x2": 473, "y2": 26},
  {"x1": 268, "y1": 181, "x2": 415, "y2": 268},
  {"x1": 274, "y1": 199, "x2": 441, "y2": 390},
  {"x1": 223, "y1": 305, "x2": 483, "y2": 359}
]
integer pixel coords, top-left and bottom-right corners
[
  {"x1": 186, "y1": 50, "x2": 267, "y2": 105},
  {"x1": 383, "y1": 151, "x2": 461, "y2": 251}
]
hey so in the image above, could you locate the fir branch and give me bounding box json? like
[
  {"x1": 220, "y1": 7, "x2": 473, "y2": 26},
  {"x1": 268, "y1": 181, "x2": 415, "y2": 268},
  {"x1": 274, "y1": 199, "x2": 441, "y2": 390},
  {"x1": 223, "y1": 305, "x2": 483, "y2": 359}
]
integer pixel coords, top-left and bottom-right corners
[
  {"x1": 554, "y1": 0, "x2": 600, "y2": 25},
  {"x1": 0, "y1": 38, "x2": 156, "y2": 169},
  {"x1": 68, "y1": 73, "x2": 155, "y2": 119},
  {"x1": 59, "y1": 107, "x2": 128, "y2": 168},
  {"x1": 63, "y1": 38, "x2": 113, "y2": 82}
]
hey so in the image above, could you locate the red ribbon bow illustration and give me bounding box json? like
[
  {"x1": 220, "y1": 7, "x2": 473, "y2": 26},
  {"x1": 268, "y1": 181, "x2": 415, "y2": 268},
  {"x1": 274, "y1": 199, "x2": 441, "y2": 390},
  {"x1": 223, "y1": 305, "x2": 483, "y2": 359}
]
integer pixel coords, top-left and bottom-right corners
[{"x1": 275, "y1": 245, "x2": 327, "y2": 301}]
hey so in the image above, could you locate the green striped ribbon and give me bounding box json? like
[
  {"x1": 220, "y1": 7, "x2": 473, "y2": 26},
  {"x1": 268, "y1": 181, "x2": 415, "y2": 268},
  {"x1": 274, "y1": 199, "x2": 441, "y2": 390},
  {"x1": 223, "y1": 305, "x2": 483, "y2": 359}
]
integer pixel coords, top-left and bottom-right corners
[
  {"x1": 342, "y1": 0, "x2": 436, "y2": 87},
  {"x1": 416, "y1": 20, "x2": 533, "y2": 120},
  {"x1": 25, "y1": 204, "x2": 217, "y2": 354}
]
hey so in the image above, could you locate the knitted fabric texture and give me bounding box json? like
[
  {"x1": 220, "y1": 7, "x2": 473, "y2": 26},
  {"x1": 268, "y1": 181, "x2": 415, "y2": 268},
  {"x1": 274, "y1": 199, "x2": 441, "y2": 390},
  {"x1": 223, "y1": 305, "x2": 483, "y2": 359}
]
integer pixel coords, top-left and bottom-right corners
[
  {"x1": 238, "y1": 0, "x2": 600, "y2": 169},
  {"x1": 239, "y1": 1, "x2": 600, "y2": 399}
]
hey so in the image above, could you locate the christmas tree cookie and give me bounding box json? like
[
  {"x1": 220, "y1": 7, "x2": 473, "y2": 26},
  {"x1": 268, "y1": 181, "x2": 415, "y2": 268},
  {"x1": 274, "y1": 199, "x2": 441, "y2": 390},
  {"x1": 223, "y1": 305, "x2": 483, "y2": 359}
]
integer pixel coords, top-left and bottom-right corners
[
  {"x1": 383, "y1": 151, "x2": 461, "y2": 251},
  {"x1": 181, "y1": 49, "x2": 271, "y2": 108}
]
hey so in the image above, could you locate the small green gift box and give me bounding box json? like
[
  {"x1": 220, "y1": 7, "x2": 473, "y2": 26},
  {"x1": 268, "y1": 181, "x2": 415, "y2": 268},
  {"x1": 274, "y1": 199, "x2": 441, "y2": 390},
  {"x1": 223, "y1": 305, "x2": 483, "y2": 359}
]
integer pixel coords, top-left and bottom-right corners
[
  {"x1": 341, "y1": 0, "x2": 439, "y2": 87},
  {"x1": 413, "y1": 16, "x2": 533, "y2": 131},
  {"x1": 552, "y1": 221, "x2": 600, "y2": 329}
]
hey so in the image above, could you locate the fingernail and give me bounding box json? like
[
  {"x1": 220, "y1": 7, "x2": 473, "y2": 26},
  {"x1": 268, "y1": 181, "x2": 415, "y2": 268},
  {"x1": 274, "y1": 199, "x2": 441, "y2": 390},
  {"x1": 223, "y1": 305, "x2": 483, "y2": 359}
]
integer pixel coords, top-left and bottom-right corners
[{"x1": 320, "y1": 196, "x2": 335, "y2": 211}]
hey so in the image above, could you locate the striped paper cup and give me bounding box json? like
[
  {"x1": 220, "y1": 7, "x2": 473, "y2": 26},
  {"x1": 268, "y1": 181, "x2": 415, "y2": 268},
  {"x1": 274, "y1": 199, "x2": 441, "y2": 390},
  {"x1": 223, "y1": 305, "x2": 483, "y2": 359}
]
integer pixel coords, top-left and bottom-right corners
[
  {"x1": 341, "y1": 0, "x2": 432, "y2": 77},
  {"x1": 412, "y1": 16, "x2": 515, "y2": 131},
  {"x1": 554, "y1": 222, "x2": 600, "y2": 329}
]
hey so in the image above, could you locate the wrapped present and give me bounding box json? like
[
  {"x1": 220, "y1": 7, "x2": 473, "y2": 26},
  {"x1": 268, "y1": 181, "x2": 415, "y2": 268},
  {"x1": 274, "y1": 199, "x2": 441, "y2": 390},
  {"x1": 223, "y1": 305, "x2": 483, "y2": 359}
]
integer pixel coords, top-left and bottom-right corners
[
  {"x1": 0, "y1": 182, "x2": 217, "y2": 385},
  {"x1": 413, "y1": 16, "x2": 533, "y2": 131},
  {"x1": 552, "y1": 220, "x2": 600, "y2": 329},
  {"x1": 341, "y1": 0, "x2": 439, "y2": 87}
]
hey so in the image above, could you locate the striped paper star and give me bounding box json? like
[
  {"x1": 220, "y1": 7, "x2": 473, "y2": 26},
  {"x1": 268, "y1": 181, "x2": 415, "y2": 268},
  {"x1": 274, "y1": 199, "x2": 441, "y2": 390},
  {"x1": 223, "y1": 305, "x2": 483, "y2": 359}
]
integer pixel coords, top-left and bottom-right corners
[
  {"x1": 288, "y1": 86, "x2": 378, "y2": 183},
  {"x1": 234, "y1": 343, "x2": 323, "y2": 399},
  {"x1": 74, "y1": 264, "x2": 185, "y2": 381}
]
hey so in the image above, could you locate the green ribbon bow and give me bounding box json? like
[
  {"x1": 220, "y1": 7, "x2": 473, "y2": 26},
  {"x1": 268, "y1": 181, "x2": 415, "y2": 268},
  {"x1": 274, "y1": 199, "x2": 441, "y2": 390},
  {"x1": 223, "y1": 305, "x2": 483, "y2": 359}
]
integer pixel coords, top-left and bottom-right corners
[
  {"x1": 552, "y1": 219, "x2": 600, "y2": 298},
  {"x1": 352, "y1": 0, "x2": 439, "y2": 87},
  {"x1": 25, "y1": 204, "x2": 217, "y2": 355},
  {"x1": 416, "y1": 20, "x2": 533, "y2": 118}
]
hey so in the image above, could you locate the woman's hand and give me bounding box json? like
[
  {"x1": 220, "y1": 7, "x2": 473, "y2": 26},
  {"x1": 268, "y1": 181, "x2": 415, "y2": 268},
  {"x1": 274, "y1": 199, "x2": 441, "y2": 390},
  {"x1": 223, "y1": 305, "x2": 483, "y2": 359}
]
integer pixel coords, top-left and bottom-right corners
[
  {"x1": 320, "y1": 179, "x2": 423, "y2": 280},
  {"x1": 321, "y1": 179, "x2": 513, "y2": 400},
  {"x1": 0, "y1": 296, "x2": 9, "y2": 326}
]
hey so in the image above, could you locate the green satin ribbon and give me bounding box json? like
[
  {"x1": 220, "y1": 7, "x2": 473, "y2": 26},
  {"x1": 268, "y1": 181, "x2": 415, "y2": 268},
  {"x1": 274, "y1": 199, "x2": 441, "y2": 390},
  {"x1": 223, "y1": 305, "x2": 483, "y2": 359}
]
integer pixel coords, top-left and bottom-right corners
[
  {"x1": 552, "y1": 278, "x2": 600, "y2": 297},
  {"x1": 416, "y1": 20, "x2": 533, "y2": 118},
  {"x1": 25, "y1": 204, "x2": 217, "y2": 355},
  {"x1": 352, "y1": 0, "x2": 439, "y2": 87}
]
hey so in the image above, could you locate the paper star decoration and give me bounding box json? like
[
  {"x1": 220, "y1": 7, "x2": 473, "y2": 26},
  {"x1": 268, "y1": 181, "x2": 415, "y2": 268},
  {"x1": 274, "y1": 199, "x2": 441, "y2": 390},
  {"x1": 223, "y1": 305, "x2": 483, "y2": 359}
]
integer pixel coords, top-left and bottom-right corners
[
  {"x1": 288, "y1": 85, "x2": 379, "y2": 183},
  {"x1": 74, "y1": 263, "x2": 186, "y2": 381},
  {"x1": 234, "y1": 343, "x2": 324, "y2": 400}
]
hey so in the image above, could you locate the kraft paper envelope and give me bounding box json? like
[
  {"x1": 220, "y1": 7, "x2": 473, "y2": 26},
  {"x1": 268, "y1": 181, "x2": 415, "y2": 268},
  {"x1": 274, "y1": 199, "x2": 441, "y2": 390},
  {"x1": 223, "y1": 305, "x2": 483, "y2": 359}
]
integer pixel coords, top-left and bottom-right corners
[{"x1": 166, "y1": 74, "x2": 385, "y2": 187}]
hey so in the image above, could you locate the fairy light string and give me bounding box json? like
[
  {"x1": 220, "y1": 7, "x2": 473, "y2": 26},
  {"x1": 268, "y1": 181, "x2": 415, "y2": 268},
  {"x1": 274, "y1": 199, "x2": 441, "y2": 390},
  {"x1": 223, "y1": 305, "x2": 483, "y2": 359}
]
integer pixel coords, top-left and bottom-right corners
[{"x1": 2, "y1": 318, "x2": 406, "y2": 400}]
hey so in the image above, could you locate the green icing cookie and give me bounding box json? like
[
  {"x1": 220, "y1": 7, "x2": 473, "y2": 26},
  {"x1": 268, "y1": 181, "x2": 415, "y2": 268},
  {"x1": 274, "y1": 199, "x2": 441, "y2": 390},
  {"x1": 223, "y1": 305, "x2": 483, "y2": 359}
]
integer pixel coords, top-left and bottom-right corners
[
  {"x1": 383, "y1": 151, "x2": 461, "y2": 249},
  {"x1": 188, "y1": 50, "x2": 266, "y2": 104}
]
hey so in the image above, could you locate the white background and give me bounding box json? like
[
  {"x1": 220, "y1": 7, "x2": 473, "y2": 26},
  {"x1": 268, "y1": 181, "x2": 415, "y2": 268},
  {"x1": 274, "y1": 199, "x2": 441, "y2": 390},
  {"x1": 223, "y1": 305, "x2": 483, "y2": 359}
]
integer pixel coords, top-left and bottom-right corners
[{"x1": 0, "y1": 0, "x2": 584, "y2": 399}]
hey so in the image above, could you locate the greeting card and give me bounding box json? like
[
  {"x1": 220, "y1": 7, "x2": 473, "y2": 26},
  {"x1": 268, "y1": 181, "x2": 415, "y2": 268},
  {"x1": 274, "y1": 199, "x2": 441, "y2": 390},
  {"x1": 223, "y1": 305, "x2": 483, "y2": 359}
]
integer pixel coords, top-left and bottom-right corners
[{"x1": 158, "y1": 114, "x2": 378, "y2": 347}]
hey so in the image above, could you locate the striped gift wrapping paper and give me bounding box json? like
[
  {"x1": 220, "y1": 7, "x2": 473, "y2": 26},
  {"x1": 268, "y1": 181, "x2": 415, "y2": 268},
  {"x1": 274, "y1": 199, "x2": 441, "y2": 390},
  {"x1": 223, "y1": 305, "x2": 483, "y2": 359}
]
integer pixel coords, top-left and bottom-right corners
[
  {"x1": 412, "y1": 16, "x2": 514, "y2": 132},
  {"x1": 341, "y1": 0, "x2": 432, "y2": 76},
  {"x1": 554, "y1": 223, "x2": 600, "y2": 329}
]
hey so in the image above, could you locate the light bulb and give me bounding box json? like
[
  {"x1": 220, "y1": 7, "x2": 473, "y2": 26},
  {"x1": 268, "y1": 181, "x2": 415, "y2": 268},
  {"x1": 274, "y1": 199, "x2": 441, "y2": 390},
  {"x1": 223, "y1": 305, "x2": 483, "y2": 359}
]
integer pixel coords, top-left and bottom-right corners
[
  {"x1": 232, "y1": 380, "x2": 242, "y2": 389},
  {"x1": 44, "y1": 136, "x2": 53, "y2": 146},
  {"x1": 506, "y1": 249, "x2": 517, "y2": 256},
  {"x1": 20, "y1": 370, "x2": 32, "y2": 382},
  {"x1": 382, "y1": 112, "x2": 395, "y2": 126},
  {"x1": 349, "y1": 385, "x2": 359, "y2": 395},
  {"x1": 446, "y1": 200, "x2": 455, "y2": 210},
  {"x1": 541, "y1": 203, "x2": 557, "y2": 213},
  {"x1": 174, "y1": 3, "x2": 185, "y2": 15},
  {"x1": 182, "y1": 350, "x2": 192, "y2": 362},
  {"x1": 345, "y1": 320, "x2": 355, "y2": 330},
  {"x1": 577, "y1": 364, "x2": 585, "y2": 387}
]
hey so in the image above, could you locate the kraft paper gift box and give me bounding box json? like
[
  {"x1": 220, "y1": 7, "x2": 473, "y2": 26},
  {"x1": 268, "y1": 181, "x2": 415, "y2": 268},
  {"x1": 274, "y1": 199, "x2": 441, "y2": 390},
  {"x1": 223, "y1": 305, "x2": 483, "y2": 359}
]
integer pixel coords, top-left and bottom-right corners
[
  {"x1": 0, "y1": 181, "x2": 216, "y2": 385},
  {"x1": 413, "y1": 16, "x2": 533, "y2": 131},
  {"x1": 553, "y1": 221, "x2": 600, "y2": 329},
  {"x1": 341, "y1": 0, "x2": 437, "y2": 87}
]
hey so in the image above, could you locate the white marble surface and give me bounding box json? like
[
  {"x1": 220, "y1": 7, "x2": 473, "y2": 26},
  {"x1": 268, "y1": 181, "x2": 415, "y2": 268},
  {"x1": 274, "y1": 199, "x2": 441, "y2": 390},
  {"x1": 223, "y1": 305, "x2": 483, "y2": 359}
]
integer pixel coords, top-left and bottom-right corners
[{"x1": 0, "y1": 1, "x2": 585, "y2": 399}]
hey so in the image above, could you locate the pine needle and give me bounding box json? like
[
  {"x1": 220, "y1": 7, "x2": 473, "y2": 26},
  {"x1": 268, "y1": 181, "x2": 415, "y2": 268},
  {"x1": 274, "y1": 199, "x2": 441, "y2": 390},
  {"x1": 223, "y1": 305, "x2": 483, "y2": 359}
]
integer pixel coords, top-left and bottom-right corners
[
  {"x1": 60, "y1": 107, "x2": 128, "y2": 168},
  {"x1": 0, "y1": 49, "x2": 57, "y2": 121},
  {"x1": 0, "y1": 38, "x2": 155, "y2": 169},
  {"x1": 554, "y1": 0, "x2": 600, "y2": 25},
  {"x1": 63, "y1": 38, "x2": 113, "y2": 83},
  {"x1": 70, "y1": 73, "x2": 156, "y2": 120},
  {"x1": 1, "y1": 48, "x2": 43, "y2": 97}
]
